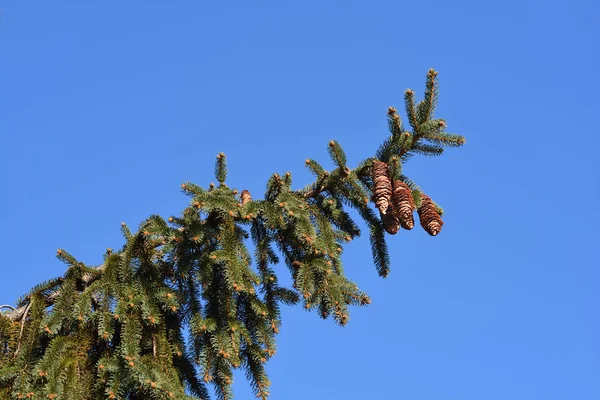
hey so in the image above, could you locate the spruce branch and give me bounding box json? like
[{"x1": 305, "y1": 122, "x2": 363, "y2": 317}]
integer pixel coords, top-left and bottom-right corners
[
  {"x1": 410, "y1": 142, "x2": 445, "y2": 157},
  {"x1": 404, "y1": 89, "x2": 420, "y2": 135},
  {"x1": 327, "y1": 140, "x2": 347, "y2": 168},
  {"x1": 424, "y1": 131, "x2": 466, "y2": 147},
  {"x1": 387, "y1": 106, "x2": 403, "y2": 136},
  {"x1": 416, "y1": 68, "x2": 439, "y2": 124},
  {"x1": 0, "y1": 69, "x2": 464, "y2": 400},
  {"x1": 215, "y1": 152, "x2": 228, "y2": 185}
]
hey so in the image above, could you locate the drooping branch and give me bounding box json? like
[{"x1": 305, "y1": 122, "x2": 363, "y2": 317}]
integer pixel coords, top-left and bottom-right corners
[{"x1": 0, "y1": 69, "x2": 465, "y2": 400}]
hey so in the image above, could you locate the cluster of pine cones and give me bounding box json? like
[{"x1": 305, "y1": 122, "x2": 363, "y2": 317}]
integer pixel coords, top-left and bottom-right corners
[{"x1": 371, "y1": 160, "x2": 443, "y2": 236}]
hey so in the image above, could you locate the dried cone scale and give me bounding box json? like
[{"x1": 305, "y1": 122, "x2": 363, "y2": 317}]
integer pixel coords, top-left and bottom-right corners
[
  {"x1": 392, "y1": 180, "x2": 415, "y2": 230},
  {"x1": 240, "y1": 190, "x2": 252, "y2": 206},
  {"x1": 371, "y1": 160, "x2": 393, "y2": 215},
  {"x1": 417, "y1": 194, "x2": 443, "y2": 236}
]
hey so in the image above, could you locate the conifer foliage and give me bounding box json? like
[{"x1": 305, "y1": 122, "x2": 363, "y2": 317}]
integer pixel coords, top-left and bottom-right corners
[{"x1": 0, "y1": 70, "x2": 465, "y2": 400}]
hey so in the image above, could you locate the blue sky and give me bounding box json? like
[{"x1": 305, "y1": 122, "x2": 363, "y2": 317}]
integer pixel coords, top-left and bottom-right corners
[{"x1": 1, "y1": 1, "x2": 598, "y2": 399}]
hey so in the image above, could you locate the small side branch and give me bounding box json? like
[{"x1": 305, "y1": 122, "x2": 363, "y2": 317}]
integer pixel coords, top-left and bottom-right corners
[{"x1": 15, "y1": 302, "x2": 32, "y2": 356}]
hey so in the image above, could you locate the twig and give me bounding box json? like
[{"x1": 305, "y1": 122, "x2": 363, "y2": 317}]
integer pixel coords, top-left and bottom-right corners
[
  {"x1": 15, "y1": 302, "x2": 32, "y2": 356},
  {"x1": 0, "y1": 305, "x2": 15, "y2": 311}
]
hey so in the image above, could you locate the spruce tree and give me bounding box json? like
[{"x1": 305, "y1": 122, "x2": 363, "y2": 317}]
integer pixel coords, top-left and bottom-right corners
[{"x1": 0, "y1": 70, "x2": 465, "y2": 400}]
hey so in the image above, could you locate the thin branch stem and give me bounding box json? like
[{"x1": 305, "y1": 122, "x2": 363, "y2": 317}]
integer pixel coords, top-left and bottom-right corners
[{"x1": 15, "y1": 302, "x2": 32, "y2": 356}]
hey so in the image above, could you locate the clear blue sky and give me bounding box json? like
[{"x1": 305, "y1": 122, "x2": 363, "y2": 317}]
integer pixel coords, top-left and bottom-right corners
[{"x1": 1, "y1": 1, "x2": 598, "y2": 399}]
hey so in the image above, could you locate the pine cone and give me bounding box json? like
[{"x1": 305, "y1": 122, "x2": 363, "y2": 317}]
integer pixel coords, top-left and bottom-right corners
[
  {"x1": 240, "y1": 190, "x2": 252, "y2": 206},
  {"x1": 371, "y1": 160, "x2": 393, "y2": 215},
  {"x1": 417, "y1": 194, "x2": 443, "y2": 236},
  {"x1": 392, "y1": 180, "x2": 415, "y2": 230},
  {"x1": 381, "y1": 204, "x2": 400, "y2": 235}
]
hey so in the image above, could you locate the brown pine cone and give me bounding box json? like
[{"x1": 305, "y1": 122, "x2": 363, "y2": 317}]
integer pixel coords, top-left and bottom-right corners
[
  {"x1": 240, "y1": 190, "x2": 252, "y2": 206},
  {"x1": 417, "y1": 194, "x2": 443, "y2": 236},
  {"x1": 371, "y1": 160, "x2": 393, "y2": 215},
  {"x1": 381, "y1": 204, "x2": 400, "y2": 235},
  {"x1": 392, "y1": 180, "x2": 415, "y2": 230}
]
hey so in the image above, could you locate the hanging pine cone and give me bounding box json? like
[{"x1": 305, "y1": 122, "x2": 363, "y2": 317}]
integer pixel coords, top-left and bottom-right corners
[
  {"x1": 381, "y1": 204, "x2": 400, "y2": 235},
  {"x1": 417, "y1": 194, "x2": 443, "y2": 236},
  {"x1": 371, "y1": 160, "x2": 393, "y2": 215},
  {"x1": 240, "y1": 190, "x2": 252, "y2": 206},
  {"x1": 392, "y1": 180, "x2": 415, "y2": 230}
]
